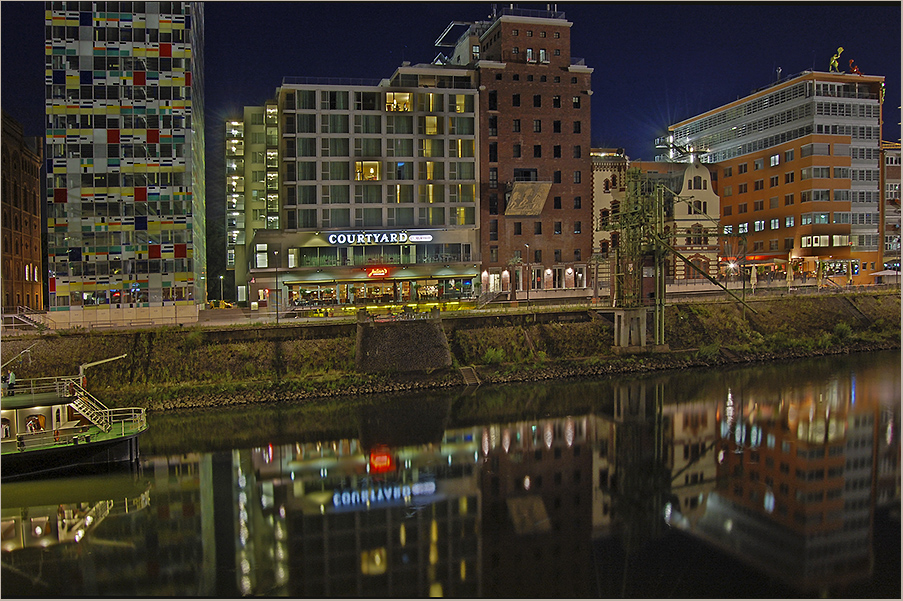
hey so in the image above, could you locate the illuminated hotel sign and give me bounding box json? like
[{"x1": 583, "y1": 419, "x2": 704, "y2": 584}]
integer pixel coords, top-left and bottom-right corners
[
  {"x1": 367, "y1": 267, "x2": 389, "y2": 278},
  {"x1": 326, "y1": 231, "x2": 434, "y2": 245},
  {"x1": 328, "y1": 231, "x2": 408, "y2": 245},
  {"x1": 332, "y1": 480, "x2": 437, "y2": 509}
]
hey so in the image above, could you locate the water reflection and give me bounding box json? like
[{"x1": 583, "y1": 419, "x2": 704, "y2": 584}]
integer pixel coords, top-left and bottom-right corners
[{"x1": 1, "y1": 351, "x2": 898, "y2": 598}]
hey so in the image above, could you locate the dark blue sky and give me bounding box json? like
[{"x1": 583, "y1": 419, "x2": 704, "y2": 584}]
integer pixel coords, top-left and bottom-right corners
[
  {"x1": 2, "y1": 1, "x2": 900, "y2": 277},
  {"x1": 3, "y1": 2, "x2": 900, "y2": 156}
]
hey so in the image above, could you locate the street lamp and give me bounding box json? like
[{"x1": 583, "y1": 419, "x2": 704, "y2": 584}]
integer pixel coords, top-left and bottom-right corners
[
  {"x1": 219, "y1": 274, "x2": 224, "y2": 301},
  {"x1": 524, "y1": 243, "x2": 530, "y2": 308}
]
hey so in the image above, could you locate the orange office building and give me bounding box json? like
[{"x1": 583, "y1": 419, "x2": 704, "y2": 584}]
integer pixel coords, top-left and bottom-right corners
[{"x1": 659, "y1": 70, "x2": 886, "y2": 285}]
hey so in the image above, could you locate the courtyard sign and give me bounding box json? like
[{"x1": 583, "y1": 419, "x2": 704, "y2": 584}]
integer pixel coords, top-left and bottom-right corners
[
  {"x1": 332, "y1": 480, "x2": 437, "y2": 509},
  {"x1": 328, "y1": 231, "x2": 409, "y2": 245}
]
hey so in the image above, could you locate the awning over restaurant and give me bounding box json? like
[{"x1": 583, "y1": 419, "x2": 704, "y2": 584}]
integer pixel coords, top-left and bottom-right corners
[{"x1": 504, "y1": 182, "x2": 552, "y2": 216}]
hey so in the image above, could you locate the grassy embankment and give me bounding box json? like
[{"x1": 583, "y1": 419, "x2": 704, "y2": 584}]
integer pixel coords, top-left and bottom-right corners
[{"x1": 1, "y1": 291, "x2": 898, "y2": 413}]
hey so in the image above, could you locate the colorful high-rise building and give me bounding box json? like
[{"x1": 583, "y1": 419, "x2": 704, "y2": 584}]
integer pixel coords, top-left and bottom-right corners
[
  {"x1": 659, "y1": 70, "x2": 885, "y2": 285},
  {"x1": 44, "y1": 1, "x2": 205, "y2": 327}
]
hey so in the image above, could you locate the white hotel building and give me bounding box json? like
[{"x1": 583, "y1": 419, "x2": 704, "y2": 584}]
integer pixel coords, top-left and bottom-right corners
[{"x1": 226, "y1": 64, "x2": 480, "y2": 310}]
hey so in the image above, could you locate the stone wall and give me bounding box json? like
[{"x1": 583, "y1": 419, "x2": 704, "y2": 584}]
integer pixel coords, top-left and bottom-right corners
[{"x1": 355, "y1": 318, "x2": 452, "y2": 373}]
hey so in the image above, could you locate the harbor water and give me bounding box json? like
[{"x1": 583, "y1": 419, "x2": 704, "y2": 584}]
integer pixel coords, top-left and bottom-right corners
[{"x1": 1, "y1": 350, "x2": 899, "y2": 598}]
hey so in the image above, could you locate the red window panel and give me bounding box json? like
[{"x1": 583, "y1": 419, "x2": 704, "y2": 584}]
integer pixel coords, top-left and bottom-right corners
[
  {"x1": 159, "y1": 43, "x2": 171, "y2": 57},
  {"x1": 147, "y1": 129, "x2": 159, "y2": 143},
  {"x1": 149, "y1": 245, "x2": 161, "y2": 259},
  {"x1": 174, "y1": 244, "x2": 187, "y2": 258},
  {"x1": 134, "y1": 71, "x2": 146, "y2": 86},
  {"x1": 185, "y1": 71, "x2": 191, "y2": 86},
  {"x1": 54, "y1": 188, "x2": 68, "y2": 203},
  {"x1": 134, "y1": 187, "x2": 147, "y2": 202},
  {"x1": 107, "y1": 129, "x2": 119, "y2": 144}
]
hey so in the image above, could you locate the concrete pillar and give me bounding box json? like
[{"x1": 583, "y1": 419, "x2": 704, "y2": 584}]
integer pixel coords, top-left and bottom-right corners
[{"x1": 613, "y1": 308, "x2": 646, "y2": 350}]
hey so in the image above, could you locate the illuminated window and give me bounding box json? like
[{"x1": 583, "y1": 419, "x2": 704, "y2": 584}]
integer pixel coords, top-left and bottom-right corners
[
  {"x1": 355, "y1": 161, "x2": 382, "y2": 181},
  {"x1": 385, "y1": 92, "x2": 412, "y2": 112}
]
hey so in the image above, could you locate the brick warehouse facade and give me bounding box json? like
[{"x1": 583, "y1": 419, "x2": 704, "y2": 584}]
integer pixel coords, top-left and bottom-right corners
[{"x1": 464, "y1": 8, "x2": 594, "y2": 300}]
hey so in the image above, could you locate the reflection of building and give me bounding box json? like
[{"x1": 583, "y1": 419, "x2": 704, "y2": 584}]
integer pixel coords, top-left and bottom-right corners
[
  {"x1": 480, "y1": 416, "x2": 595, "y2": 597},
  {"x1": 663, "y1": 399, "x2": 720, "y2": 527},
  {"x1": 44, "y1": 2, "x2": 206, "y2": 327},
  {"x1": 660, "y1": 70, "x2": 886, "y2": 284},
  {"x1": 244, "y1": 427, "x2": 482, "y2": 597},
  {"x1": 1, "y1": 111, "x2": 44, "y2": 311},
  {"x1": 695, "y1": 375, "x2": 878, "y2": 593},
  {"x1": 876, "y1": 400, "x2": 900, "y2": 507}
]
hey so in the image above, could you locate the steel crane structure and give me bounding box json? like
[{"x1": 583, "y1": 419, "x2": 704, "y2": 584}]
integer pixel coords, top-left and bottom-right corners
[{"x1": 603, "y1": 167, "x2": 755, "y2": 351}]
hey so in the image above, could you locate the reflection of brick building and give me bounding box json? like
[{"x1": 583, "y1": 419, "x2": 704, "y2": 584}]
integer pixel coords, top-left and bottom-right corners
[
  {"x1": 707, "y1": 377, "x2": 878, "y2": 592},
  {"x1": 480, "y1": 416, "x2": 595, "y2": 597},
  {"x1": 1, "y1": 111, "x2": 44, "y2": 311}
]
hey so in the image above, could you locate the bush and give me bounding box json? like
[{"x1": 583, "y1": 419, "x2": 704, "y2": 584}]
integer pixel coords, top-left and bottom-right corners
[
  {"x1": 833, "y1": 322, "x2": 853, "y2": 344},
  {"x1": 482, "y1": 347, "x2": 506, "y2": 364}
]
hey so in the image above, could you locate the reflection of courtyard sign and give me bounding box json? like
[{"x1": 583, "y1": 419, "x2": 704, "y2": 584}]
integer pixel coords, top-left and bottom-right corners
[
  {"x1": 367, "y1": 267, "x2": 389, "y2": 278},
  {"x1": 328, "y1": 231, "x2": 409, "y2": 245},
  {"x1": 332, "y1": 481, "x2": 436, "y2": 508}
]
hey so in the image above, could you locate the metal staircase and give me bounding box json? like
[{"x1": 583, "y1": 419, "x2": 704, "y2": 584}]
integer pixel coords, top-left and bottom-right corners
[
  {"x1": 67, "y1": 381, "x2": 112, "y2": 432},
  {"x1": 459, "y1": 366, "x2": 480, "y2": 386}
]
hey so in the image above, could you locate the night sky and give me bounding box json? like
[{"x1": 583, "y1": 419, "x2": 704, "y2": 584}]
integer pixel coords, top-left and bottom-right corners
[{"x1": 2, "y1": 1, "x2": 900, "y2": 281}]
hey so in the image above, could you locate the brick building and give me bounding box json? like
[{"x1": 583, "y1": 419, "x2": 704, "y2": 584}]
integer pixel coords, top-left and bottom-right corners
[
  {"x1": 2, "y1": 111, "x2": 44, "y2": 311},
  {"x1": 458, "y1": 7, "x2": 594, "y2": 301},
  {"x1": 660, "y1": 70, "x2": 885, "y2": 285}
]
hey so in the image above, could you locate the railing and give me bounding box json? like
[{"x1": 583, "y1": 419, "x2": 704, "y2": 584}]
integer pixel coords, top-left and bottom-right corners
[
  {"x1": 282, "y1": 76, "x2": 383, "y2": 87},
  {"x1": 7, "y1": 376, "x2": 146, "y2": 440}
]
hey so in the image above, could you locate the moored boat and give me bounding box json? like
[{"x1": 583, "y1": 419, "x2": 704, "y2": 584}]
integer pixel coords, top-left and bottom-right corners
[{"x1": 1, "y1": 374, "x2": 147, "y2": 480}]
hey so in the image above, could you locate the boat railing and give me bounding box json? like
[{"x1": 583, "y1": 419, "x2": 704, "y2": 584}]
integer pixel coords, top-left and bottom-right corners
[
  {"x1": 108, "y1": 407, "x2": 147, "y2": 435},
  {"x1": 5, "y1": 375, "x2": 146, "y2": 444},
  {"x1": 16, "y1": 426, "x2": 87, "y2": 450}
]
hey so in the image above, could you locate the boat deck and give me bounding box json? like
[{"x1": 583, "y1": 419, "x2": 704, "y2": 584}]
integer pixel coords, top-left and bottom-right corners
[{"x1": 1, "y1": 376, "x2": 146, "y2": 458}]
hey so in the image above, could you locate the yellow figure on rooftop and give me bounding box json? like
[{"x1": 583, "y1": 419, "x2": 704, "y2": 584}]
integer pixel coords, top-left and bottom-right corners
[{"x1": 829, "y1": 46, "x2": 844, "y2": 72}]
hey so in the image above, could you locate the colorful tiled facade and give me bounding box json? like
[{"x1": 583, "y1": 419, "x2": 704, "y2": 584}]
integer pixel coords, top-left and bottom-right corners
[{"x1": 44, "y1": 1, "x2": 205, "y2": 327}]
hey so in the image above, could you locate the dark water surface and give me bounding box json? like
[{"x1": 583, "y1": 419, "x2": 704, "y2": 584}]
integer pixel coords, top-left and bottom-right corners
[{"x1": 2, "y1": 350, "x2": 900, "y2": 598}]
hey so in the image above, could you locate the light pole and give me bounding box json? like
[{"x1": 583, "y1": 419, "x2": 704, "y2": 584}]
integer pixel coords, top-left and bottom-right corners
[
  {"x1": 219, "y1": 274, "x2": 224, "y2": 301},
  {"x1": 524, "y1": 243, "x2": 530, "y2": 308},
  {"x1": 274, "y1": 250, "x2": 279, "y2": 325}
]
